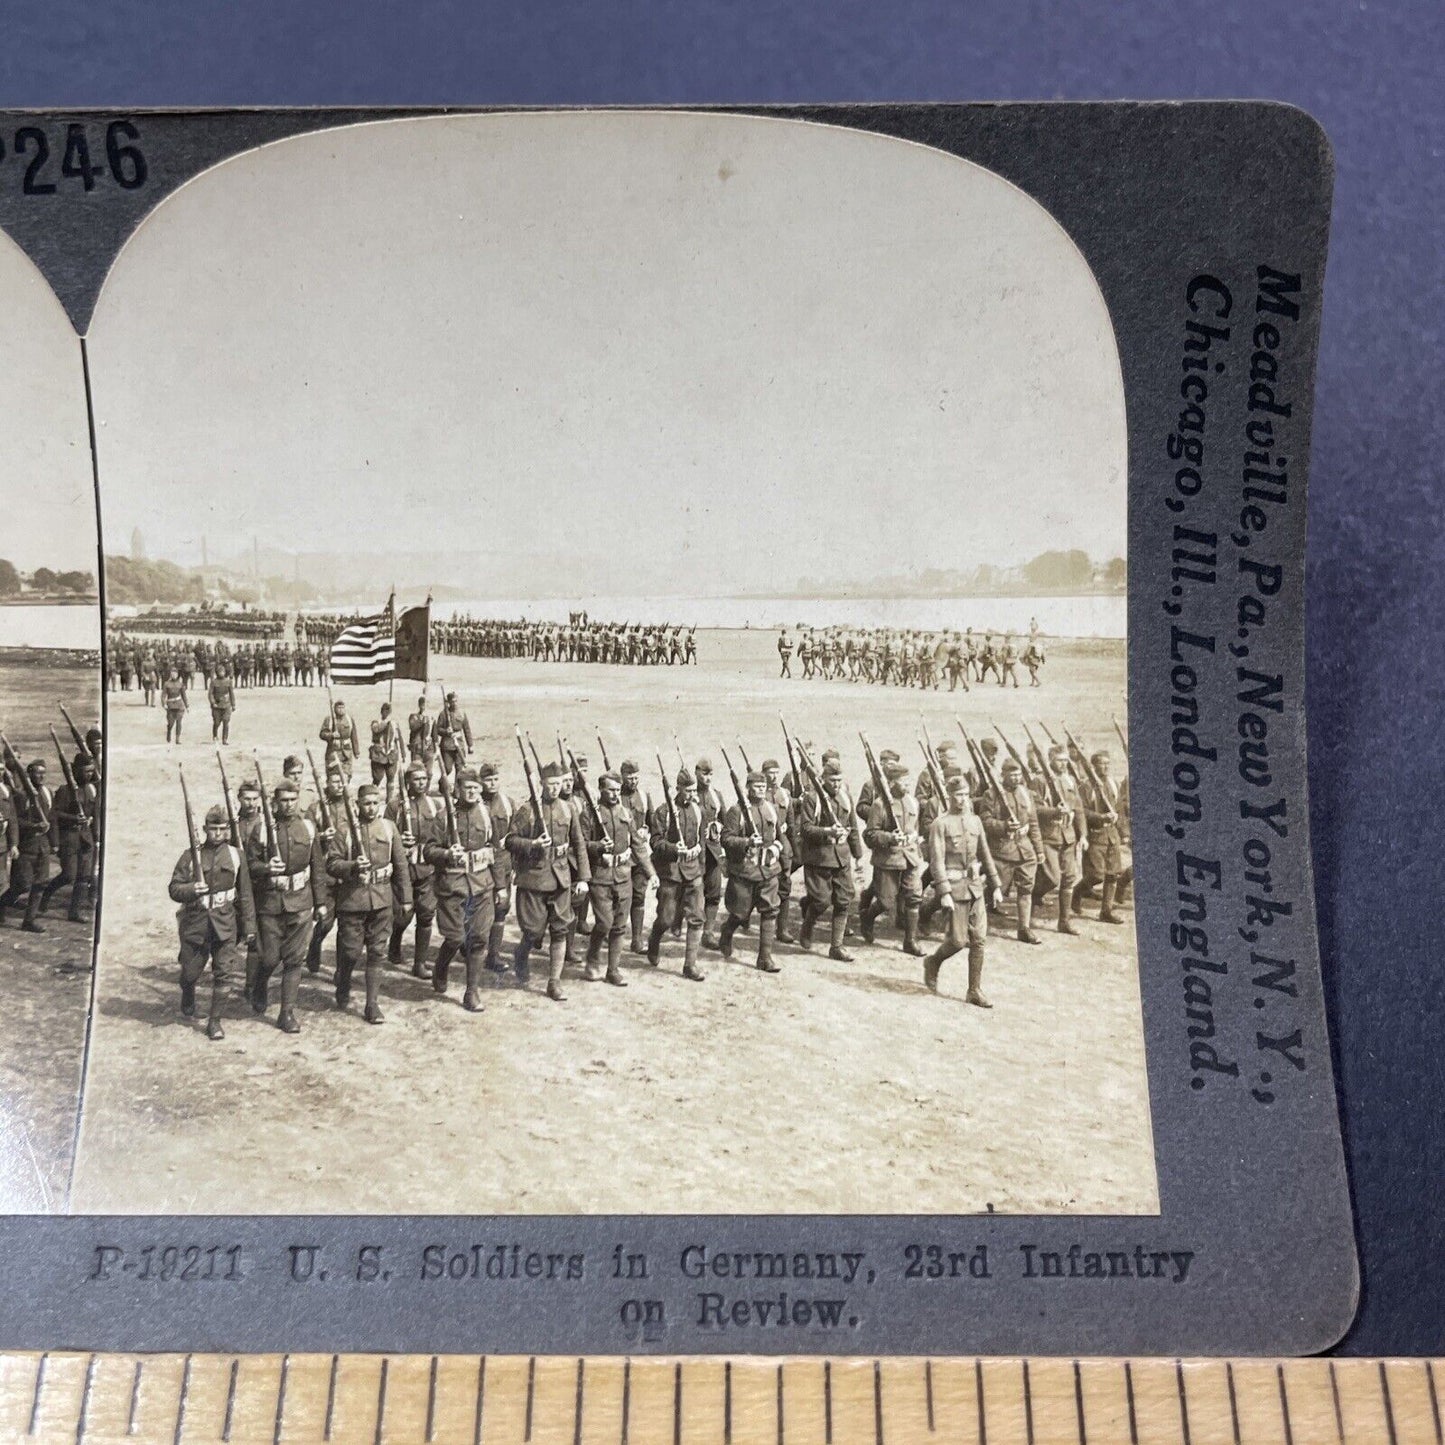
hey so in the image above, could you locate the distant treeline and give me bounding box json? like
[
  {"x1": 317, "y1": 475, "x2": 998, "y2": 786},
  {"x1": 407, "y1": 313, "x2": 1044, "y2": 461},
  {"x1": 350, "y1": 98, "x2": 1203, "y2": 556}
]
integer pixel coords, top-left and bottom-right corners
[
  {"x1": 794, "y1": 549, "x2": 1127, "y2": 599},
  {"x1": 0, "y1": 559, "x2": 97, "y2": 598},
  {"x1": 104, "y1": 555, "x2": 321, "y2": 607}
]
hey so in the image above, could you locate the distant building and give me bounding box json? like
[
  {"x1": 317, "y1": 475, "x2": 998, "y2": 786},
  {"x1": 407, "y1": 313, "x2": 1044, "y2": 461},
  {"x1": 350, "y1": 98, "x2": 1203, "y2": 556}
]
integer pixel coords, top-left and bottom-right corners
[{"x1": 130, "y1": 528, "x2": 146, "y2": 561}]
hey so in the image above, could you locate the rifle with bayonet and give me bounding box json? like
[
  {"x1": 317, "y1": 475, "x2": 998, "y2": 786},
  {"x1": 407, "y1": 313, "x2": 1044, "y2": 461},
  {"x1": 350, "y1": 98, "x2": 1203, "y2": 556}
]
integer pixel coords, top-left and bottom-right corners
[
  {"x1": 958, "y1": 719, "x2": 1018, "y2": 826},
  {"x1": 859, "y1": 730, "x2": 901, "y2": 835},
  {"x1": 1, "y1": 733, "x2": 48, "y2": 827},
  {"x1": 216, "y1": 750, "x2": 239, "y2": 846},
  {"x1": 49, "y1": 726, "x2": 92, "y2": 841},
  {"x1": 1112, "y1": 713, "x2": 1129, "y2": 760},
  {"x1": 517, "y1": 727, "x2": 546, "y2": 841},
  {"x1": 1020, "y1": 720, "x2": 1064, "y2": 808},
  {"x1": 253, "y1": 752, "x2": 281, "y2": 867},
  {"x1": 779, "y1": 715, "x2": 802, "y2": 797},
  {"x1": 566, "y1": 744, "x2": 607, "y2": 843},
  {"x1": 1063, "y1": 724, "x2": 1115, "y2": 820},
  {"x1": 720, "y1": 744, "x2": 761, "y2": 847},
  {"x1": 437, "y1": 754, "x2": 472, "y2": 900},
  {"x1": 304, "y1": 747, "x2": 334, "y2": 844},
  {"x1": 178, "y1": 762, "x2": 205, "y2": 896},
  {"x1": 58, "y1": 701, "x2": 93, "y2": 764},
  {"x1": 656, "y1": 752, "x2": 680, "y2": 845},
  {"x1": 596, "y1": 733, "x2": 611, "y2": 773}
]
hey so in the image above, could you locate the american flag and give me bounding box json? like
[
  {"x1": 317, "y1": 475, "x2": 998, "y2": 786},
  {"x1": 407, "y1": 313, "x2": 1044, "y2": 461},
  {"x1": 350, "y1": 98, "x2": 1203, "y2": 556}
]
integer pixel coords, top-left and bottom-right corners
[{"x1": 329, "y1": 596, "x2": 396, "y2": 685}]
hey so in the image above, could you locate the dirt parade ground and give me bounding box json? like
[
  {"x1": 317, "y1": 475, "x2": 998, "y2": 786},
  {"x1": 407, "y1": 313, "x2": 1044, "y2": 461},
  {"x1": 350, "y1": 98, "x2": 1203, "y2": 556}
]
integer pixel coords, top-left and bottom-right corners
[
  {"x1": 0, "y1": 654, "x2": 100, "y2": 1213},
  {"x1": 69, "y1": 630, "x2": 1157, "y2": 1216}
]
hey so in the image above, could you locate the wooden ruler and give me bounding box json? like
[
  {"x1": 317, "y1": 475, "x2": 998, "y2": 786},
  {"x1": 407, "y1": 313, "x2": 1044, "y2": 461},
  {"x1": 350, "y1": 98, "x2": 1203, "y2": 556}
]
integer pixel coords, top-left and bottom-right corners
[{"x1": 0, "y1": 1353, "x2": 1438, "y2": 1443}]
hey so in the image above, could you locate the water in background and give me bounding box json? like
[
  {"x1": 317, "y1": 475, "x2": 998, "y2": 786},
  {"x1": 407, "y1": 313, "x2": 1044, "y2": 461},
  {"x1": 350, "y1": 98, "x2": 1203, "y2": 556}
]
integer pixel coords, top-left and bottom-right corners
[
  {"x1": 421, "y1": 594, "x2": 1126, "y2": 638},
  {"x1": 0, "y1": 603, "x2": 101, "y2": 650}
]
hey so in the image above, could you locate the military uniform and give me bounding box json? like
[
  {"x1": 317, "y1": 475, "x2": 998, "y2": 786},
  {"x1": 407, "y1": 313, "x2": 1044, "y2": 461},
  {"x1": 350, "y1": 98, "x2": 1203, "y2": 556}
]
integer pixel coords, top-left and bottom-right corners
[
  {"x1": 924, "y1": 797, "x2": 1000, "y2": 1005},
  {"x1": 506, "y1": 776, "x2": 590, "y2": 1001},
  {"x1": 646, "y1": 776, "x2": 707, "y2": 981},
  {"x1": 482, "y1": 771, "x2": 515, "y2": 971},
  {"x1": 0, "y1": 772, "x2": 53, "y2": 932},
  {"x1": 247, "y1": 809, "x2": 326, "y2": 1031},
  {"x1": 39, "y1": 767, "x2": 97, "y2": 923},
  {"x1": 718, "y1": 782, "x2": 783, "y2": 972},
  {"x1": 584, "y1": 784, "x2": 654, "y2": 985},
  {"x1": 978, "y1": 773, "x2": 1044, "y2": 943},
  {"x1": 370, "y1": 715, "x2": 404, "y2": 791},
  {"x1": 1032, "y1": 763, "x2": 1085, "y2": 934},
  {"x1": 326, "y1": 795, "x2": 411, "y2": 1022},
  {"x1": 861, "y1": 782, "x2": 925, "y2": 954},
  {"x1": 387, "y1": 779, "x2": 445, "y2": 975},
  {"x1": 1082, "y1": 768, "x2": 1131, "y2": 924},
  {"x1": 321, "y1": 709, "x2": 361, "y2": 781},
  {"x1": 798, "y1": 771, "x2": 862, "y2": 959},
  {"x1": 424, "y1": 786, "x2": 500, "y2": 1009},
  {"x1": 162, "y1": 675, "x2": 188, "y2": 743},
  {"x1": 618, "y1": 768, "x2": 654, "y2": 953},
  {"x1": 208, "y1": 672, "x2": 236, "y2": 743},
  {"x1": 170, "y1": 817, "x2": 255, "y2": 1038},
  {"x1": 694, "y1": 764, "x2": 726, "y2": 949},
  {"x1": 435, "y1": 701, "x2": 473, "y2": 777}
]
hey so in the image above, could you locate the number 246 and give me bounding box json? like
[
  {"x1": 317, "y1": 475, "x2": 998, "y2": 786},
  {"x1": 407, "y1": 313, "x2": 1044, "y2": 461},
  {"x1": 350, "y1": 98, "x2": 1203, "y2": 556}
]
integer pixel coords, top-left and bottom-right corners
[{"x1": 0, "y1": 121, "x2": 147, "y2": 195}]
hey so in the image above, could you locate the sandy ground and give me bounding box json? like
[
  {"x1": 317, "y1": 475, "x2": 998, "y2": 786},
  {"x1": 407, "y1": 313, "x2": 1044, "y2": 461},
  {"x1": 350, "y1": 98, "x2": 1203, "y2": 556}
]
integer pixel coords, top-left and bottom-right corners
[
  {"x1": 70, "y1": 631, "x2": 1156, "y2": 1215},
  {"x1": 0, "y1": 656, "x2": 100, "y2": 1212}
]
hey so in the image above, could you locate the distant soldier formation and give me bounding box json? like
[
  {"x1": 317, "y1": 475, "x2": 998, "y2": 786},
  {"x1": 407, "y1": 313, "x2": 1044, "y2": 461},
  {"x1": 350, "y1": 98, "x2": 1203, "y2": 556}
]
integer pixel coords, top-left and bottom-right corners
[
  {"x1": 777, "y1": 625, "x2": 1046, "y2": 689},
  {"x1": 0, "y1": 704, "x2": 102, "y2": 938},
  {"x1": 433, "y1": 615, "x2": 698, "y2": 665},
  {"x1": 165, "y1": 692, "x2": 1131, "y2": 1041},
  {"x1": 121, "y1": 607, "x2": 288, "y2": 639}
]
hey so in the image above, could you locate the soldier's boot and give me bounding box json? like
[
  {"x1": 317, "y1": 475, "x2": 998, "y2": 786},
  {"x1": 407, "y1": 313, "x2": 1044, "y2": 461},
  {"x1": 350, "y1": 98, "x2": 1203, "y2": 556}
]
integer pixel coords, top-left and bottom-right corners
[
  {"x1": 20, "y1": 888, "x2": 44, "y2": 933},
  {"x1": 413, "y1": 921, "x2": 433, "y2": 978},
  {"x1": 629, "y1": 903, "x2": 647, "y2": 955},
  {"x1": 513, "y1": 936, "x2": 533, "y2": 983},
  {"x1": 334, "y1": 953, "x2": 353, "y2": 1010},
  {"x1": 1057, "y1": 888, "x2": 1079, "y2": 935},
  {"x1": 66, "y1": 880, "x2": 87, "y2": 923},
  {"x1": 565, "y1": 923, "x2": 583, "y2": 965},
  {"x1": 902, "y1": 904, "x2": 925, "y2": 957},
  {"x1": 462, "y1": 944, "x2": 485, "y2": 1012},
  {"x1": 1070, "y1": 883, "x2": 1085, "y2": 916},
  {"x1": 546, "y1": 935, "x2": 568, "y2": 1002},
  {"x1": 682, "y1": 921, "x2": 706, "y2": 981},
  {"x1": 1016, "y1": 891, "x2": 1042, "y2": 945},
  {"x1": 756, "y1": 915, "x2": 781, "y2": 973},
  {"x1": 363, "y1": 964, "x2": 385, "y2": 1025},
  {"x1": 251, "y1": 966, "x2": 270, "y2": 1015},
  {"x1": 37, "y1": 875, "x2": 59, "y2": 913},
  {"x1": 737, "y1": 908, "x2": 751, "y2": 935},
  {"x1": 798, "y1": 901, "x2": 816, "y2": 953},
  {"x1": 432, "y1": 940, "x2": 456, "y2": 995},
  {"x1": 775, "y1": 895, "x2": 797, "y2": 945},
  {"x1": 277, "y1": 965, "x2": 302, "y2": 1032},
  {"x1": 605, "y1": 933, "x2": 628, "y2": 987},
  {"x1": 844, "y1": 899, "x2": 861, "y2": 941},
  {"x1": 1098, "y1": 876, "x2": 1123, "y2": 924},
  {"x1": 484, "y1": 921, "x2": 508, "y2": 973},
  {"x1": 966, "y1": 943, "x2": 992, "y2": 1008},
  {"x1": 646, "y1": 915, "x2": 664, "y2": 967},
  {"x1": 388, "y1": 922, "x2": 405, "y2": 966},
  {"x1": 827, "y1": 910, "x2": 854, "y2": 963},
  {"x1": 305, "y1": 925, "x2": 323, "y2": 973},
  {"x1": 922, "y1": 946, "x2": 947, "y2": 994},
  {"x1": 1115, "y1": 868, "x2": 1133, "y2": 906},
  {"x1": 718, "y1": 915, "x2": 738, "y2": 960},
  {"x1": 859, "y1": 895, "x2": 879, "y2": 945},
  {"x1": 180, "y1": 978, "x2": 197, "y2": 1018},
  {"x1": 701, "y1": 902, "x2": 721, "y2": 952},
  {"x1": 584, "y1": 927, "x2": 608, "y2": 981},
  {"x1": 206, "y1": 1008, "x2": 225, "y2": 1041}
]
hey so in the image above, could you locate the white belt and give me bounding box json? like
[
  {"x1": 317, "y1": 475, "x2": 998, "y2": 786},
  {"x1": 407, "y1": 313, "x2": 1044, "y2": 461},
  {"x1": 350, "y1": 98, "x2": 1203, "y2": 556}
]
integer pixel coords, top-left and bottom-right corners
[
  {"x1": 366, "y1": 863, "x2": 393, "y2": 882},
  {"x1": 945, "y1": 863, "x2": 983, "y2": 883},
  {"x1": 614, "y1": 848, "x2": 633, "y2": 866},
  {"x1": 276, "y1": 867, "x2": 311, "y2": 891},
  {"x1": 203, "y1": 888, "x2": 236, "y2": 908},
  {"x1": 466, "y1": 847, "x2": 494, "y2": 871}
]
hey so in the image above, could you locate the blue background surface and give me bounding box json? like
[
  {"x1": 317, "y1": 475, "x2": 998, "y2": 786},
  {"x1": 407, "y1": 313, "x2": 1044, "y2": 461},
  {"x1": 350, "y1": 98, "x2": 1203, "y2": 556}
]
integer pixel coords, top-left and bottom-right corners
[{"x1": 0, "y1": 0, "x2": 1440, "y2": 1355}]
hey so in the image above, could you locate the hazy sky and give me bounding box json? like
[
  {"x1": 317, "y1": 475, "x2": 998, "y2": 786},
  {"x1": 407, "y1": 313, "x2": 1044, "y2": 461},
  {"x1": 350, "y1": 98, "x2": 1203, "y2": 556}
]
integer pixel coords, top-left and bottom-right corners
[
  {"x1": 0, "y1": 232, "x2": 97, "y2": 574},
  {"x1": 88, "y1": 111, "x2": 1125, "y2": 593}
]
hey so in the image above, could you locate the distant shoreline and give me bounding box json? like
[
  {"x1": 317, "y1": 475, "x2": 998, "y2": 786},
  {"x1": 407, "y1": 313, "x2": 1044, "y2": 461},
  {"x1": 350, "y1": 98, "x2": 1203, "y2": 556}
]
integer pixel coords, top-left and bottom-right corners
[{"x1": 0, "y1": 597, "x2": 98, "y2": 608}]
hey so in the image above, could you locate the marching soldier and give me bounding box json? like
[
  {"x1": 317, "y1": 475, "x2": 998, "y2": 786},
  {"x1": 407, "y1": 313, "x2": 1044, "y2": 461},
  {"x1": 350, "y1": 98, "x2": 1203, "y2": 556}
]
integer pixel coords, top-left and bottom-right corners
[
  {"x1": 1081, "y1": 750, "x2": 1130, "y2": 925},
  {"x1": 423, "y1": 766, "x2": 498, "y2": 1011},
  {"x1": 506, "y1": 761, "x2": 590, "y2": 1002},
  {"x1": 169, "y1": 803, "x2": 256, "y2": 1040},
  {"x1": 978, "y1": 758, "x2": 1044, "y2": 944},
  {"x1": 39, "y1": 752, "x2": 97, "y2": 923},
  {"x1": 860, "y1": 759, "x2": 926, "y2": 955},
  {"x1": 777, "y1": 631, "x2": 793, "y2": 678},
  {"x1": 1032, "y1": 743, "x2": 1084, "y2": 935},
  {"x1": 246, "y1": 779, "x2": 327, "y2": 1033},
  {"x1": 388, "y1": 761, "x2": 444, "y2": 977},
  {"x1": 798, "y1": 757, "x2": 862, "y2": 961},
  {"x1": 0, "y1": 778, "x2": 17, "y2": 908},
  {"x1": 207, "y1": 666, "x2": 236, "y2": 743},
  {"x1": 326, "y1": 782, "x2": 411, "y2": 1023},
  {"x1": 435, "y1": 691, "x2": 473, "y2": 777},
  {"x1": 618, "y1": 760, "x2": 654, "y2": 955},
  {"x1": 370, "y1": 702, "x2": 404, "y2": 792},
  {"x1": 320, "y1": 699, "x2": 360, "y2": 781},
  {"x1": 407, "y1": 693, "x2": 436, "y2": 779},
  {"x1": 0, "y1": 759, "x2": 52, "y2": 932},
  {"x1": 1022, "y1": 640, "x2": 1045, "y2": 686},
  {"x1": 162, "y1": 666, "x2": 188, "y2": 743},
  {"x1": 693, "y1": 757, "x2": 726, "y2": 950},
  {"x1": 718, "y1": 769, "x2": 783, "y2": 973},
  {"x1": 760, "y1": 758, "x2": 798, "y2": 943},
  {"x1": 305, "y1": 763, "x2": 347, "y2": 972},
  {"x1": 999, "y1": 636, "x2": 1020, "y2": 688},
  {"x1": 480, "y1": 762, "x2": 514, "y2": 974},
  {"x1": 647, "y1": 768, "x2": 707, "y2": 981},
  {"x1": 923, "y1": 773, "x2": 1001, "y2": 1006},
  {"x1": 583, "y1": 770, "x2": 655, "y2": 986}
]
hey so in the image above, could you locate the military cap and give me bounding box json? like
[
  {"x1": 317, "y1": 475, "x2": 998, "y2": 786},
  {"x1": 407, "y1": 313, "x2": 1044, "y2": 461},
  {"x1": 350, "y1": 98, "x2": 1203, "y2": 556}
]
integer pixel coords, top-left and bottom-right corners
[
  {"x1": 1001, "y1": 757, "x2": 1021, "y2": 772},
  {"x1": 446, "y1": 690, "x2": 458, "y2": 702},
  {"x1": 821, "y1": 747, "x2": 841, "y2": 764},
  {"x1": 457, "y1": 766, "x2": 480, "y2": 784},
  {"x1": 283, "y1": 754, "x2": 303, "y2": 772},
  {"x1": 761, "y1": 758, "x2": 780, "y2": 771},
  {"x1": 879, "y1": 749, "x2": 900, "y2": 764},
  {"x1": 745, "y1": 769, "x2": 765, "y2": 785},
  {"x1": 946, "y1": 772, "x2": 972, "y2": 793},
  {"x1": 204, "y1": 804, "x2": 228, "y2": 826},
  {"x1": 1091, "y1": 750, "x2": 1110, "y2": 766},
  {"x1": 273, "y1": 780, "x2": 299, "y2": 798},
  {"x1": 326, "y1": 762, "x2": 345, "y2": 779},
  {"x1": 694, "y1": 756, "x2": 713, "y2": 773},
  {"x1": 479, "y1": 761, "x2": 499, "y2": 780},
  {"x1": 573, "y1": 752, "x2": 588, "y2": 768},
  {"x1": 357, "y1": 783, "x2": 381, "y2": 800},
  {"x1": 937, "y1": 740, "x2": 958, "y2": 757},
  {"x1": 675, "y1": 768, "x2": 695, "y2": 788},
  {"x1": 620, "y1": 759, "x2": 640, "y2": 776},
  {"x1": 942, "y1": 764, "x2": 964, "y2": 780},
  {"x1": 539, "y1": 761, "x2": 563, "y2": 781},
  {"x1": 405, "y1": 761, "x2": 428, "y2": 779},
  {"x1": 599, "y1": 771, "x2": 621, "y2": 788},
  {"x1": 822, "y1": 758, "x2": 843, "y2": 779},
  {"x1": 237, "y1": 779, "x2": 261, "y2": 795},
  {"x1": 883, "y1": 759, "x2": 909, "y2": 780}
]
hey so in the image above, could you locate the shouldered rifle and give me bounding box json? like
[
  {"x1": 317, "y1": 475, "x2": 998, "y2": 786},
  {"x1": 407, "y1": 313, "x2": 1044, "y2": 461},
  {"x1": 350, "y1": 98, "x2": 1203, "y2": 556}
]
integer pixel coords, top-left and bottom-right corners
[
  {"x1": 736, "y1": 740, "x2": 753, "y2": 773},
  {"x1": 524, "y1": 729, "x2": 544, "y2": 781},
  {"x1": 992, "y1": 722, "x2": 1034, "y2": 785},
  {"x1": 566, "y1": 745, "x2": 607, "y2": 843},
  {"x1": 917, "y1": 739, "x2": 946, "y2": 803},
  {"x1": 1020, "y1": 720, "x2": 1064, "y2": 808},
  {"x1": 1063, "y1": 724, "x2": 1114, "y2": 817},
  {"x1": 178, "y1": 762, "x2": 205, "y2": 892},
  {"x1": 673, "y1": 733, "x2": 686, "y2": 772},
  {"x1": 958, "y1": 720, "x2": 1018, "y2": 826},
  {"x1": 859, "y1": 731, "x2": 900, "y2": 834},
  {"x1": 596, "y1": 733, "x2": 611, "y2": 773},
  {"x1": 920, "y1": 715, "x2": 940, "y2": 770},
  {"x1": 215, "y1": 751, "x2": 238, "y2": 845},
  {"x1": 304, "y1": 747, "x2": 333, "y2": 839},
  {"x1": 720, "y1": 745, "x2": 759, "y2": 843},
  {"x1": 1038, "y1": 720, "x2": 1061, "y2": 749},
  {"x1": 253, "y1": 753, "x2": 280, "y2": 865},
  {"x1": 49, "y1": 726, "x2": 88, "y2": 830},
  {"x1": 58, "y1": 702, "x2": 93, "y2": 763},
  {"x1": 324, "y1": 684, "x2": 339, "y2": 745},
  {"x1": 397, "y1": 764, "x2": 418, "y2": 864},
  {"x1": 657, "y1": 752, "x2": 679, "y2": 843},
  {"x1": 1, "y1": 733, "x2": 47, "y2": 825},
  {"x1": 517, "y1": 727, "x2": 545, "y2": 840},
  {"x1": 778, "y1": 715, "x2": 802, "y2": 796},
  {"x1": 1113, "y1": 713, "x2": 1130, "y2": 760},
  {"x1": 437, "y1": 758, "x2": 473, "y2": 897},
  {"x1": 794, "y1": 743, "x2": 838, "y2": 828}
]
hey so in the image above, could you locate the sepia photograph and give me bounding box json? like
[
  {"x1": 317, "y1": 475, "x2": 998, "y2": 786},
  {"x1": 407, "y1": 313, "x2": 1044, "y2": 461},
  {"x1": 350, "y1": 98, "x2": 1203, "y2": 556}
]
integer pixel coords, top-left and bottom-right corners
[
  {"x1": 66, "y1": 111, "x2": 1152, "y2": 1216},
  {"x1": 0, "y1": 228, "x2": 104, "y2": 1213}
]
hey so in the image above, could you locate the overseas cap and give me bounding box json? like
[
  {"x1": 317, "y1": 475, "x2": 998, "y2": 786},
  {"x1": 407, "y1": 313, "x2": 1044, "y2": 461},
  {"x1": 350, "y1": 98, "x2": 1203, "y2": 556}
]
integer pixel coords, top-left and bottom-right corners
[
  {"x1": 883, "y1": 759, "x2": 909, "y2": 780},
  {"x1": 694, "y1": 756, "x2": 713, "y2": 773},
  {"x1": 822, "y1": 759, "x2": 843, "y2": 779},
  {"x1": 283, "y1": 754, "x2": 303, "y2": 771},
  {"x1": 357, "y1": 783, "x2": 381, "y2": 800},
  {"x1": 479, "y1": 761, "x2": 499, "y2": 780},
  {"x1": 539, "y1": 761, "x2": 563, "y2": 781},
  {"x1": 761, "y1": 758, "x2": 780, "y2": 771},
  {"x1": 745, "y1": 770, "x2": 765, "y2": 785},
  {"x1": 405, "y1": 762, "x2": 428, "y2": 779},
  {"x1": 676, "y1": 768, "x2": 695, "y2": 789},
  {"x1": 879, "y1": 749, "x2": 900, "y2": 764},
  {"x1": 599, "y1": 771, "x2": 621, "y2": 788},
  {"x1": 947, "y1": 772, "x2": 972, "y2": 793},
  {"x1": 457, "y1": 767, "x2": 480, "y2": 785},
  {"x1": 204, "y1": 804, "x2": 228, "y2": 825},
  {"x1": 620, "y1": 759, "x2": 640, "y2": 776}
]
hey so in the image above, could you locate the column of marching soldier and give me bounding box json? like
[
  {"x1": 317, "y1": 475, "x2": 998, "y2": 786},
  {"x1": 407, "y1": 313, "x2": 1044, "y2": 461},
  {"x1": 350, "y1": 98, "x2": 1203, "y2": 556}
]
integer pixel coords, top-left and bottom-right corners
[
  {"x1": 0, "y1": 706, "x2": 103, "y2": 938},
  {"x1": 777, "y1": 626, "x2": 1047, "y2": 688},
  {"x1": 169, "y1": 690, "x2": 1132, "y2": 1042}
]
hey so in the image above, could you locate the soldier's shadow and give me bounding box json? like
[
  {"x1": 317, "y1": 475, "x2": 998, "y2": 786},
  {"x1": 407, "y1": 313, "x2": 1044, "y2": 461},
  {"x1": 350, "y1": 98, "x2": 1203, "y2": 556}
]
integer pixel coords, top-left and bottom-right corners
[
  {"x1": 95, "y1": 960, "x2": 195, "y2": 1025},
  {"x1": 804, "y1": 957, "x2": 934, "y2": 998}
]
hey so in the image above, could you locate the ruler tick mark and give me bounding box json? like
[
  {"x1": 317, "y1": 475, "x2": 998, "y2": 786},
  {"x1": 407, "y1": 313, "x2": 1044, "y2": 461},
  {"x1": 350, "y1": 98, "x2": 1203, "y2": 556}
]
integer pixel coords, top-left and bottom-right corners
[
  {"x1": 925, "y1": 1360, "x2": 935, "y2": 1433},
  {"x1": 75, "y1": 1354, "x2": 96, "y2": 1444},
  {"x1": 1124, "y1": 1361, "x2": 1138, "y2": 1445},
  {"x1": 1176, "y1": 1360, "x2": 1192, "y2": 1445},
  {"x1": 1022, "y1": 1360, "x2": 1034, "y2": 1445},
  {"x1": 128, "y1": 1360, "x2": 143, "y2": 1438},
  {"x1": 975, "y1": 1360, "x2": 987, "y2": 1445},
  {"x1": 1380, "y1": 1362, "x2": 1399, "y2": 1445},
  {"x1": 874, "y1": 1360, "x2": 884, "y2": 1445},
  {"x1": 474, "y1": 1356, "x2": 486, "y2": 1445},
  {"x1": 1073, "y1": 1361, "x2": 1086, "y2": 1445},
  {"x1": 673, "y1": 1362, "x2": 681, "y2": 1445},
  {"x1": 1277, "y1": 1365, "x2": 1294, "y2": 1445},
  {"x1": 525, "y1": 1357, "x2": 536, "y2": 1442},
  {"x1": 573, "y1": 1358, "x2": 584, "y2": 1445},
  {"x1": 29, "y1": 1352, "x2": 48, "y2": 1437},
  {"x1": 1225, "y1": 1363, "x2": 1240, "y2": 1445},
  {"x1": 324, "y1": 1355, "x2": 339, "y2": 1441},
  {"x1": 425, "y1": 1357, "x2": 437, "y2": 1444},
  {"x1": 824, "y1": 1361, "x2": 832, "y2": 1445},
  {"x1": 1329, "y1": 1362, "x2": 1343, "y2": 1443},
  {"x1": 275, "y1": 1354, "x2": 290, "y2": 1445},
  {"x1": 222, "y1": 1360, "x2": 238, "y2": 1442},
  {"x1": 725, "y1": 1361, "x2": 732, "y2": 1445},
  {"x1": 374, "y1": 1358, "x2": 389, "y2": 1445},
  {"x1": 620, "y1": 1359, "x2": 630, "y2": 1445},
  {"x1": 1427, "y1": 1360, "x2": 1443, "y2": 1445},
  {"x1": 777, "y1": 1364, "x2": 784, "y2": 1445},
  {"x1": 174, "y1": 1356, "x2": 191, "y2": 1445}
]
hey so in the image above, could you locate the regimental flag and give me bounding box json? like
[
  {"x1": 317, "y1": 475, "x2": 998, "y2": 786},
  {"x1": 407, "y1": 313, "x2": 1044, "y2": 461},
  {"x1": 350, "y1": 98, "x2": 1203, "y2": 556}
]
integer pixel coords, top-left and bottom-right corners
[
  {"x1": 329, "y1": 596, "x2": 396, "y2": 685},
  {"x1": 393, "y1": 599, "x2": 430, "y2": 683}
]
